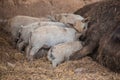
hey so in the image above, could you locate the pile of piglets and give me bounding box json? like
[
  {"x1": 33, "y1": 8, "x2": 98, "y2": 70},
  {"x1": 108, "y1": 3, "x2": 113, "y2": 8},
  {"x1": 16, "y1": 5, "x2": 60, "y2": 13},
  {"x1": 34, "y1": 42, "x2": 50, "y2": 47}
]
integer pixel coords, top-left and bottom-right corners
[{"x1": 5, "y1": 13, "x2": 88, "y2": 67}]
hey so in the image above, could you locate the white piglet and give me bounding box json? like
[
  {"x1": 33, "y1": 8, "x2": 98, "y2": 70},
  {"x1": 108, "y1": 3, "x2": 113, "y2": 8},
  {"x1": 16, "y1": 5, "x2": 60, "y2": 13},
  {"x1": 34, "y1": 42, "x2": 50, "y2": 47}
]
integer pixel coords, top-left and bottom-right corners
[
  {"x1": 17, "y1": 21, "x2": 68, "y2": 51},
  {"x1": 26, "y1": 26, "x2": 81, "y2": 61},
  {"x1": 47, "y1": 41, "x2": 83, "y2": 67},
  {"x1": 6, "y1": 15, "x2": 52, "y2": 46},
  {"x1": 53, "y1": 13, "x2": 88, "y2": 32}
]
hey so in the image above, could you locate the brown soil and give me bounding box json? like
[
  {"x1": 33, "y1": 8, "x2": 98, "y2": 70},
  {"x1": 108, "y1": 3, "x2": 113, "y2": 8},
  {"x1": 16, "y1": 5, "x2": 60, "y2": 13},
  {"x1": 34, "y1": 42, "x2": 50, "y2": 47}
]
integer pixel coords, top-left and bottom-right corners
[
  {"x1": 1, "y1": 0, "x2": 99, "y2": 19},
  {"x1": 0, "y1": 0, "x2": 120, "y2": 80}
]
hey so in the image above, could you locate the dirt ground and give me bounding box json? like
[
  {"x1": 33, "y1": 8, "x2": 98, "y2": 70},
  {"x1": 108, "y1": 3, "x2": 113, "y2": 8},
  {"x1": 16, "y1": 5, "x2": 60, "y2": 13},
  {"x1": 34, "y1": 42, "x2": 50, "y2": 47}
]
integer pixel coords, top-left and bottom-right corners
[
  {"x1": 0, "y1": 0, "x2": 120, "y2": 80},
  {"x1": 0, "y1": 0, "x2": 99, "y2": 19}
]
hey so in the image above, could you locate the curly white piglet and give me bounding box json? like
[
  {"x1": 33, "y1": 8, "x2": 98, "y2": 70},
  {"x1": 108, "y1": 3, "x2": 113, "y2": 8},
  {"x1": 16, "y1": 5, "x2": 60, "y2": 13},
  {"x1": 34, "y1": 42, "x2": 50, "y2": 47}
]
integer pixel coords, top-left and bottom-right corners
[{"x1": 47, "y1": 41, "x2": 82, "y2": 67}]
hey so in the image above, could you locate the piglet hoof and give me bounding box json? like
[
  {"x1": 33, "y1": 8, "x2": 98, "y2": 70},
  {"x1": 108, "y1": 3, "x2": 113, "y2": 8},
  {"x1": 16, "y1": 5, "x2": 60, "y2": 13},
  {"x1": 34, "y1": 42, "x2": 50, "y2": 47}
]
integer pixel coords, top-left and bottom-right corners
[
  {"x1": 70, "y1": 51, "x2": 83, "y2": 60},
  {"x1": 53, "y1": 66, "x2": 57, "y2": 68},
  {"x1": 26, "y1": 55, "x2": 34, "y2": 61},
  {"x1": 52, "y1": 61, "x2": 58, "y2": 68},
  {"x1": 52, "y1": 64, "x2": 57, "y2": 68}
]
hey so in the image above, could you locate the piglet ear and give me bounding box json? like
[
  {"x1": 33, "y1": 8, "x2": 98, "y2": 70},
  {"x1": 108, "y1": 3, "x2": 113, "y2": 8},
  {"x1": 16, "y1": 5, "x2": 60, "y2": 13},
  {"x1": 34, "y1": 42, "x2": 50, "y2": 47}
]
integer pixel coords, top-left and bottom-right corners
[
  {"x1": 18, "y1": 25, "x2": 23, "y2": 33},
  {"x1": 81, "y1": 17, "x2": 91, "y2": 23}
]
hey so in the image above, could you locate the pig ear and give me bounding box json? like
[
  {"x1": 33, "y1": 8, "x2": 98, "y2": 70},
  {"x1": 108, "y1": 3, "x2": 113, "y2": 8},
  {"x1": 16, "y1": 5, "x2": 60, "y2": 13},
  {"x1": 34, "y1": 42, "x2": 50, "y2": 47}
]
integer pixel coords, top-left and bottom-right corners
[
  {"x1": 81, "y1": 17, "x2": 91, "y2": 23},
  {"x1": 19, "y1": 25, "x2": 24, "y2": 32}
]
